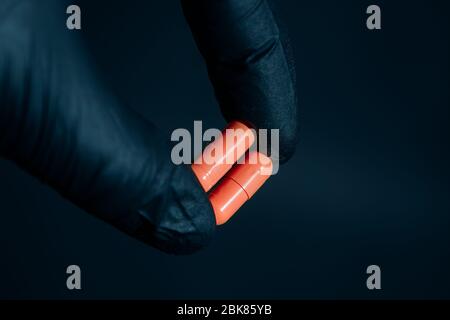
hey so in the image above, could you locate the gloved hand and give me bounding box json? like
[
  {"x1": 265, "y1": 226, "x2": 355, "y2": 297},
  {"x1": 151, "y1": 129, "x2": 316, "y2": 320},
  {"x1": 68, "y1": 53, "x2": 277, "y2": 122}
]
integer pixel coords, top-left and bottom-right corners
[{"x1": 0, "y1": 0, "x2": 298, "y2": 254}]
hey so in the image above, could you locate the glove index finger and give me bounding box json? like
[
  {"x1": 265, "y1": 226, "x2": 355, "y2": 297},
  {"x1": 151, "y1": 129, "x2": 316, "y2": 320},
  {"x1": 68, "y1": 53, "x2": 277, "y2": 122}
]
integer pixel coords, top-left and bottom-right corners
[{"x1": 182, "y1": 0, "x2": 299, "y2": 163}]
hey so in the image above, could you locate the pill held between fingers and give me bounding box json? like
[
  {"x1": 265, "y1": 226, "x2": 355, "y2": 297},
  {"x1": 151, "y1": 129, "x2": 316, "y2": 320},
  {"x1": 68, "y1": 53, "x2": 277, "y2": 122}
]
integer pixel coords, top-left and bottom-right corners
[
  {"x1": 209, "y1": 151, "x2": 273, "y2": 225},
  {"x1": 192, "y1": 121, "x2": 255, "y2": 192}
]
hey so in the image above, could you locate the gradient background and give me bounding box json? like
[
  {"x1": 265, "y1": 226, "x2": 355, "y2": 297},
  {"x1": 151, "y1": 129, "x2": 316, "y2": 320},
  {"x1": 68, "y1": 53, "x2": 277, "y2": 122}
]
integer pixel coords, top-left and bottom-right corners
[{"x1": 0, "y1": 0, "x2": 449, "y2": 299}]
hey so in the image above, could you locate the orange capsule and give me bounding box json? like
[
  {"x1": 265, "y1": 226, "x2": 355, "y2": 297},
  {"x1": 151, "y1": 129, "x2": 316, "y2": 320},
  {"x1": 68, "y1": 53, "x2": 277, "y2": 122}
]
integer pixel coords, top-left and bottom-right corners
[
  {"x1": 191, "y1": 121, "x2": 255, "y2": 192},
  {"x1": 209, "y1": 151, "x2": 273, "y2": 225}
]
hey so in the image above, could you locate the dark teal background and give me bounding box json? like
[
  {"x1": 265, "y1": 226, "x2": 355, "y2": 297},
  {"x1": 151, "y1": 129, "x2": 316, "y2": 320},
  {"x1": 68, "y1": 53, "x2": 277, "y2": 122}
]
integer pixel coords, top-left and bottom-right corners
[{"x1": 0, "y1": 0, "x2": 449, "y2": 298}]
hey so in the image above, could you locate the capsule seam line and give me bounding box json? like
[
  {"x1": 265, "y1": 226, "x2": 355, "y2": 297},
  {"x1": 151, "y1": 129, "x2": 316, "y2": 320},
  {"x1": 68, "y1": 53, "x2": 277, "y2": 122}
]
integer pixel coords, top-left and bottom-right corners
[{"x1": 228, "y1": 176, "x2": 250, "y2": 200}]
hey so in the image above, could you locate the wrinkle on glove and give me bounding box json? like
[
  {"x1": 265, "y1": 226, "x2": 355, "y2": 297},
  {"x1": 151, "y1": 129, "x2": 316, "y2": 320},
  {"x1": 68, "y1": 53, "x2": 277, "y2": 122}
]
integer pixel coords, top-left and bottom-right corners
[
  {"x1": 182, "y1": 0, "x2": 299, "y2": 163},
  {"x1": 0, "y1": 0, "x2": 215, "y2": 254}
]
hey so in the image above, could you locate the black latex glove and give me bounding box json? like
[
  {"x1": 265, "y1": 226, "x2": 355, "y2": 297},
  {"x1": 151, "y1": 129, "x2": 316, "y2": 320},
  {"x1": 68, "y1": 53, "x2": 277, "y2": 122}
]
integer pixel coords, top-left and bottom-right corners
[
  {"x1": 182, "y1": 0, "x2": 298, "y2": 163},
  {"x1": 0, "y1": 0, "x2": 298, "y2": 254}
]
